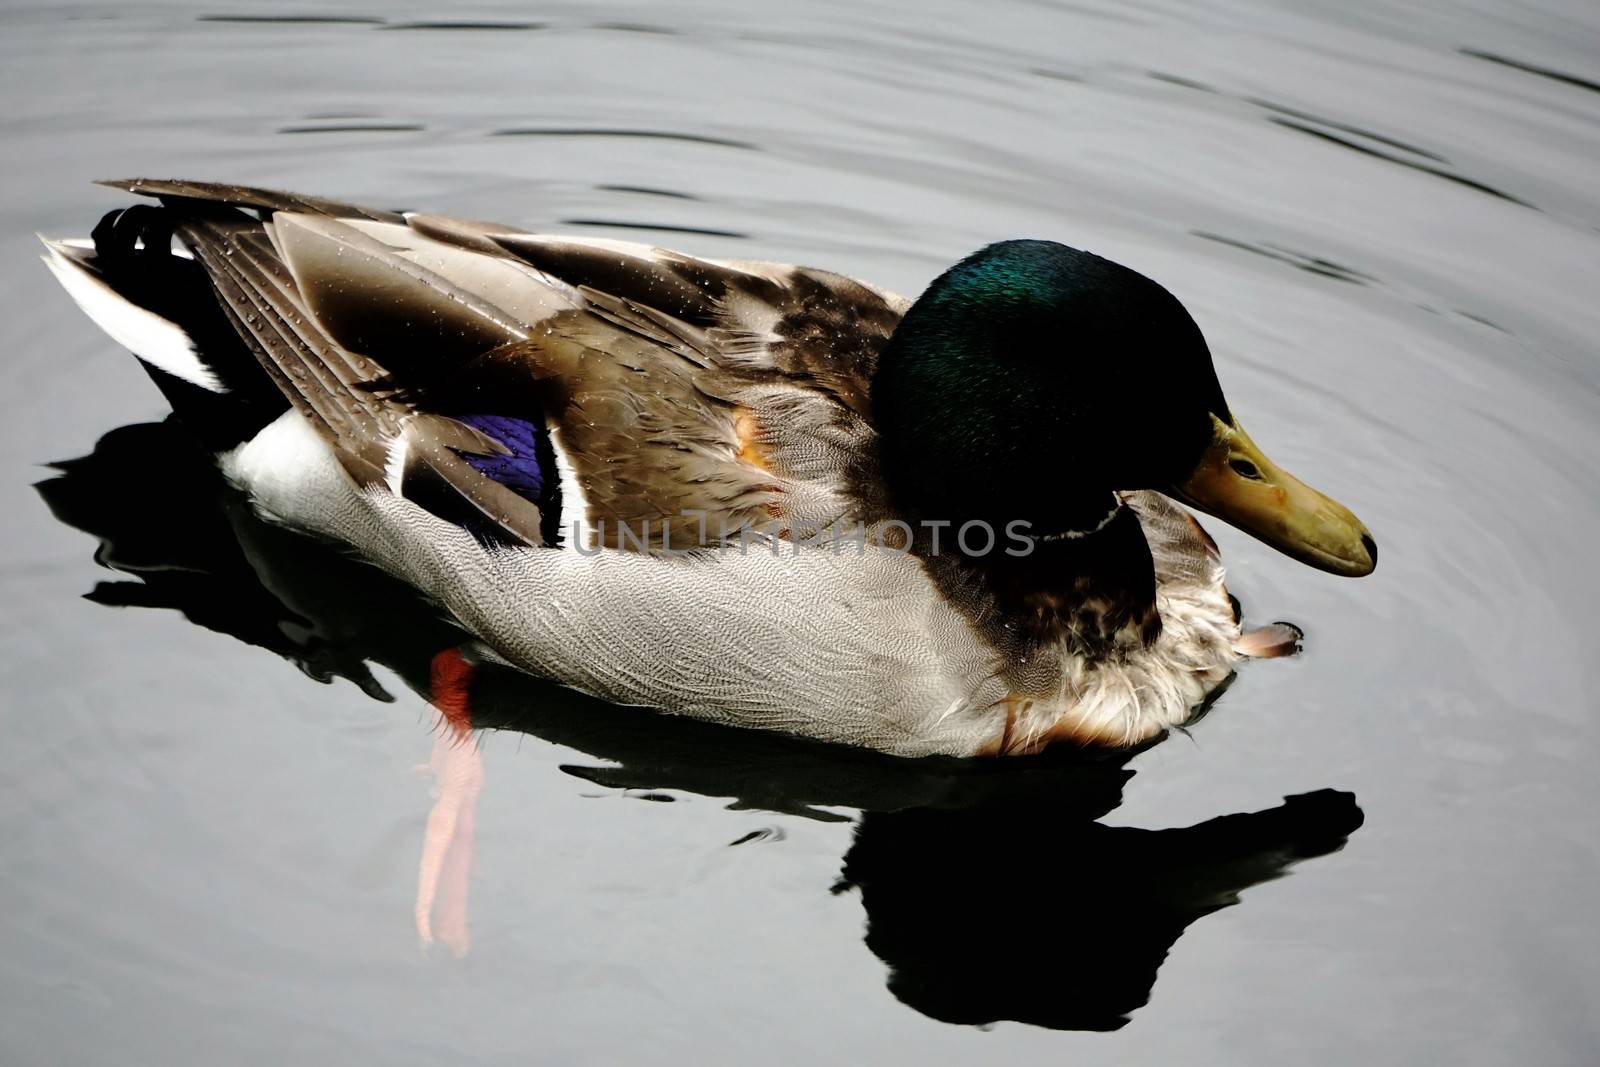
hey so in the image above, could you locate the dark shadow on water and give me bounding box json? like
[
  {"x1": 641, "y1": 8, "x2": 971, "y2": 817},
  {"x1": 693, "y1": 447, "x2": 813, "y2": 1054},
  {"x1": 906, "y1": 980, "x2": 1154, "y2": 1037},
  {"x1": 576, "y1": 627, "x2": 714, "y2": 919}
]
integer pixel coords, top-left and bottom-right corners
[
  {"x1": 1266, "y1": 117, "x2": 1531, "y2": 207},
  {"x1": 1192, "y1": 230, "x2": 1375, "y2": 286},
  {"x1": 590, "y1": 22, "x2": 680, "y2": 36},
  {"x1": 488, "y1": 127, "x2": 757, "y2": 150},
  {"x1": 276, "y1": 123, "x2": 425, "y2": 135},
  {"x1": 556, "y1": 218, "x2": 747, "y2": 239},
  {"x1": 1146, "y1": 69, "x2": 1532, "y2": 209},
  {"x1": 596, "y1": 184, "x2": 702, "y2": 201},
  {"x1": 838, "y1": 788, "x2": 1359, "y2": 1031},
  {"x1": 35, "y1": 419, "x2": 1365, "y2": 1032},
  {"x1": 381, "y1": 21, "x2": 546, "y2": 32},
  {"x1": 197, "y1": 14, "x2": 385, "y2": 26},
  {"x1": 1460, "y1": 49, "x2": 1600, "y2": 96}
]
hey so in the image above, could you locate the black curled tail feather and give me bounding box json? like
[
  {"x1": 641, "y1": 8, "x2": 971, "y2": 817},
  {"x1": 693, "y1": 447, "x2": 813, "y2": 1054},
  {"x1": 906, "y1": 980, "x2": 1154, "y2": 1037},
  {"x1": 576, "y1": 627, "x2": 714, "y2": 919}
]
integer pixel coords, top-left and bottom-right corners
[{"x1": 86, "y1": 204, "x2": 288, "y2": 449}]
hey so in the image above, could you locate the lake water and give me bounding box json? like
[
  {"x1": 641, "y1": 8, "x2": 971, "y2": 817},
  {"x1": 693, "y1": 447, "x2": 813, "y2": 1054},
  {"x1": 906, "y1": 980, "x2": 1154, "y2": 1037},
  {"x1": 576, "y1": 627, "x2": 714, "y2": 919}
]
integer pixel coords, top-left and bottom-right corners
[{"x1": 3, "y1": 1, "x2": 1599, "y2": 1063}]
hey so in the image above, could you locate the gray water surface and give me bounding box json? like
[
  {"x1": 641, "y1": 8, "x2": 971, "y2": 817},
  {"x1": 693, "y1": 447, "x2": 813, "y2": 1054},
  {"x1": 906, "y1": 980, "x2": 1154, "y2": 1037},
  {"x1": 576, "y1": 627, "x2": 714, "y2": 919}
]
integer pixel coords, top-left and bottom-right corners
[{"x1": 3, "y1": 1, "x2": 1599, "y2": 1063}]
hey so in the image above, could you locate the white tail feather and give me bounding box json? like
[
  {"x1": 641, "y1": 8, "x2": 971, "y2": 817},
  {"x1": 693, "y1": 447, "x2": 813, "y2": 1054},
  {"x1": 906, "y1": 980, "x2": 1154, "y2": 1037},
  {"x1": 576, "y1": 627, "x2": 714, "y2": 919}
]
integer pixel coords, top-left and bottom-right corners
[{"x1": 39, "y1": 237, "x2": 225, "y2": 392}]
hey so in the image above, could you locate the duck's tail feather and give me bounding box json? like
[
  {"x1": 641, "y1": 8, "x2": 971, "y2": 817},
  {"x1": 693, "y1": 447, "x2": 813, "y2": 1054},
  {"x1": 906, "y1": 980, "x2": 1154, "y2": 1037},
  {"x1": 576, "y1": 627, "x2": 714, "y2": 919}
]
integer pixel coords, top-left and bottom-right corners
[
  {"x1": 45, "y1": 180, "x2": 555, "y2": 549},
  {"x1": 40, "y1": 204, "x2": 289, "y2": 450}
]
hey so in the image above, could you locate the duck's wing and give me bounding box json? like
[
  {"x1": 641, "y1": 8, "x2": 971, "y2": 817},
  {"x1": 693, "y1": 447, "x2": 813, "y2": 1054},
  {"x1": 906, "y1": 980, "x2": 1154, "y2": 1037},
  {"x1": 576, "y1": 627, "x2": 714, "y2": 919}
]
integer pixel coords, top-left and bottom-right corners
[
  {"x1": 104, "y1": 179, "x2": 905, "y2": 552},
  {"x1": 488, "y1": 234, "x2": 908, "y2": 550}
]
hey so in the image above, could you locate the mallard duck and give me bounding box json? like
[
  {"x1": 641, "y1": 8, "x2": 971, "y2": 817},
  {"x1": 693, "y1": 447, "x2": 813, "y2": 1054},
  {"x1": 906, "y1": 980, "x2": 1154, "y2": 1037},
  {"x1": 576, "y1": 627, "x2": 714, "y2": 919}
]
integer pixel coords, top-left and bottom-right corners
[{"x1": 41, "y1": 179, "x2": 1374, "y2": 757}]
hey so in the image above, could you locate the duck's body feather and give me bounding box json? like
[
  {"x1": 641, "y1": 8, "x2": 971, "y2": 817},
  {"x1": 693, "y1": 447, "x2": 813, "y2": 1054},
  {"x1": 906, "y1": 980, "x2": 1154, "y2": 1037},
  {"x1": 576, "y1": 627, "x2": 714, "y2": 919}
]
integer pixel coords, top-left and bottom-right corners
[{"x1": 43, "y1": 179, "x2": 1244, "y2": 756}]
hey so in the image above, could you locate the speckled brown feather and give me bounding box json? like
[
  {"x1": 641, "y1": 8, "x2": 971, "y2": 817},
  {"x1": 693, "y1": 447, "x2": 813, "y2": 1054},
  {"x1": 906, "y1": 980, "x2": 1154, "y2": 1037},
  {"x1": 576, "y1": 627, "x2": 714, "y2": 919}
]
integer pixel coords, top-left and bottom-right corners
[
  {"x1": 113, "y1": 178, "x2": 906, "y2": 556},
  {"x1": 131, "y1": 182, "x2": 550, "y2": 545},
  {"x1": 446, "y1": 239, "x2": 906, "y2": 549}
]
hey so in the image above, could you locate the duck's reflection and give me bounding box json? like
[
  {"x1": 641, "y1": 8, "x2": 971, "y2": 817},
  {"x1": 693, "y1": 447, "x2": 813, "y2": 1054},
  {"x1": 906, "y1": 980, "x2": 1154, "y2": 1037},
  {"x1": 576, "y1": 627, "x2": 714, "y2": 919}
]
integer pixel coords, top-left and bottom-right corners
[
  {"x1": 838, "y1": 789, "x2": 1358, "y2": 1030},
  {"x1": 415, "y1": 687, "x2": 480, "y2": 959},
  {"x1": 37, "y1": 419, "x2": 1364, "y2": 1031}
]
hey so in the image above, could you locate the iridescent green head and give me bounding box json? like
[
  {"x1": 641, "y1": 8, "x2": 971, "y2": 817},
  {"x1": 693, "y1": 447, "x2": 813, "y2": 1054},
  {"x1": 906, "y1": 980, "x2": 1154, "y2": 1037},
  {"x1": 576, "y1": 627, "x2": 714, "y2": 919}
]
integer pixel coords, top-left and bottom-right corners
[{"x1": 872, "y1": 240, "x2": 1375, "y2": 575}]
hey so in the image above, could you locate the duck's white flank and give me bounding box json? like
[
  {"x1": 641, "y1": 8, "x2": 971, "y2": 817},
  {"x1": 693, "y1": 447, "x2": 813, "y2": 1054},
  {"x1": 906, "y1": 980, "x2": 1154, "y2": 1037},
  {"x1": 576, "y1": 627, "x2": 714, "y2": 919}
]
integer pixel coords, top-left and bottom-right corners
[{"x1": 221, "y1": 410, "x2": 1237, "y2": 757}]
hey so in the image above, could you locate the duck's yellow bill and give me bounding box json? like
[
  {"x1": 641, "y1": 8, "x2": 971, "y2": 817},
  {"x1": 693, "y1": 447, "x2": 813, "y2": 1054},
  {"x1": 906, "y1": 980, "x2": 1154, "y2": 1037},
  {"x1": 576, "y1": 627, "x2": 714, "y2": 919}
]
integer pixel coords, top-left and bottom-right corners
[{"x1": 1173, "y1": 414, "x2": 1376, "y2": 577}]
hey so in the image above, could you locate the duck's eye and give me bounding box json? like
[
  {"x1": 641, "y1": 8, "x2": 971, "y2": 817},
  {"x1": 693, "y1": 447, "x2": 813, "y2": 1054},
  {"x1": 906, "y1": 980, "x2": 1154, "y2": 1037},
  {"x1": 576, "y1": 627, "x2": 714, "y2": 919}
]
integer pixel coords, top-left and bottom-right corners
[{"x1": 1229, "y1": 458, "x2": 1264, "y2": 480}]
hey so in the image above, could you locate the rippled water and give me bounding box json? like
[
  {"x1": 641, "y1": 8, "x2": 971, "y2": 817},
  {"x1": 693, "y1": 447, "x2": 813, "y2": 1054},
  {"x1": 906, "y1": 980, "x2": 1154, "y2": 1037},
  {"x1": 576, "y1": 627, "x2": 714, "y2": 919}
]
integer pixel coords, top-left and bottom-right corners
[{"x1": 4, "y1": 1, "x2": 1599, "y2": 1062}]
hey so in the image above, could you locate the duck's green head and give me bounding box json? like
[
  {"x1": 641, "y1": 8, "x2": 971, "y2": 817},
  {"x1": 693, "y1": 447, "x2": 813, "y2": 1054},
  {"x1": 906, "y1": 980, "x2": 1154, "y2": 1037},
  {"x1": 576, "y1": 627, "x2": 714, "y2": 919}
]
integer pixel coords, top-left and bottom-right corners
[{"x1": 872, "y1": 239, "x2": 1375, "y2": 576}]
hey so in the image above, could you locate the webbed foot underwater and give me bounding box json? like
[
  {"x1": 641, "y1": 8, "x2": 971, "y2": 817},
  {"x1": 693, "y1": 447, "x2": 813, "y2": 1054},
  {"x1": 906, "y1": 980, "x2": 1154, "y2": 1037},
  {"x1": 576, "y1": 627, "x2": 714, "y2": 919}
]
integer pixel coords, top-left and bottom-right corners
[{"x1": 41, "y1": 179, "x2": 1375, "y2": 756}]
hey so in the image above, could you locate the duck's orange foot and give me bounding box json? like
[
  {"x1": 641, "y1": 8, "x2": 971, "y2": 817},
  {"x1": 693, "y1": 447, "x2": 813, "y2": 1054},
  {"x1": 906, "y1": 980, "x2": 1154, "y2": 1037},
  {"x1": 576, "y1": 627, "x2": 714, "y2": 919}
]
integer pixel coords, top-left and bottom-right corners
[
  {"x1": 1234, "y1": 621, "x2": 1304, "y2": 659},
  {"x1": 417, "y1": 646, "x2": 483, "y2": 958},
  {"x1": 429, "y1": 646, "x2": 477, "y2": 740}
]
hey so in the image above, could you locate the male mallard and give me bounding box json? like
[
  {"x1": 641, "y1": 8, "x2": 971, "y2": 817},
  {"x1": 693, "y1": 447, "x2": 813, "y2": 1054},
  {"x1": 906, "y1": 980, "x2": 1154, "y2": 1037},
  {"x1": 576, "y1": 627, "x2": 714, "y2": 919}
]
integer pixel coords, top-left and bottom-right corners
[{"x1": 41, "y1": 179, "x2": 1375, "y2": 757}]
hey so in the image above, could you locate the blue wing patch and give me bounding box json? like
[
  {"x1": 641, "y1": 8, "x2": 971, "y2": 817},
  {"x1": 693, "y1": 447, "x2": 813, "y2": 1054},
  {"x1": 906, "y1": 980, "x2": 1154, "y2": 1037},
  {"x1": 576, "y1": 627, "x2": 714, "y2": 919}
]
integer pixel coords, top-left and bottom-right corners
[{"x1": 451, "y1": 413, "x2": 563, "y2": 547}]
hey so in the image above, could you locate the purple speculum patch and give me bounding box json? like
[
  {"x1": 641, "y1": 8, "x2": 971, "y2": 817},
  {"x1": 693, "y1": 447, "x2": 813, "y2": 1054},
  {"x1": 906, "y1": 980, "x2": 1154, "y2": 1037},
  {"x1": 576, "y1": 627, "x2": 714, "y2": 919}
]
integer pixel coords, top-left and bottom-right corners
[{"x1": 451, "y1": 413, "x2": 562, "y2": 544}]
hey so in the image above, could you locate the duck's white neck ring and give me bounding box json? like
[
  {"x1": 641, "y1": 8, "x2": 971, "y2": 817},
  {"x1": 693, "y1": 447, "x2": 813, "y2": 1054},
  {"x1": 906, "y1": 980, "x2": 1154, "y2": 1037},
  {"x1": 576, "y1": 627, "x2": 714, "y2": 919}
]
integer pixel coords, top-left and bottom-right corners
[{"x1": 1034, "y1": 501, "x2": 1125, "y2": 542}]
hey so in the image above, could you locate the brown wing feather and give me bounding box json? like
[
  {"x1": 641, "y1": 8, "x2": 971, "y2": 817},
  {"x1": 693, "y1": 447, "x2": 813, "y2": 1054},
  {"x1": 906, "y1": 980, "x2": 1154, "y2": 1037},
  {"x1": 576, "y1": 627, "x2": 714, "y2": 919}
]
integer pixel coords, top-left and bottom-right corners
[
  {"x1": 122, "y1": 184, "x2": 550, "y2": 546},
  {"x1": 536, "y1": 260, "x2": 904, "y2": 549},
  {"x1": 99, "y1": 177, "x2": 405, "y2": 223},
  {"x1": 405, "y1": 229, "x2": 907, "y2": 550},
  {"x1": 115, "y1": 180, "x2": 907, "y2": 552},
  {"x1": 177, "y1": 215, "x2": 396, "y2": 484}
]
